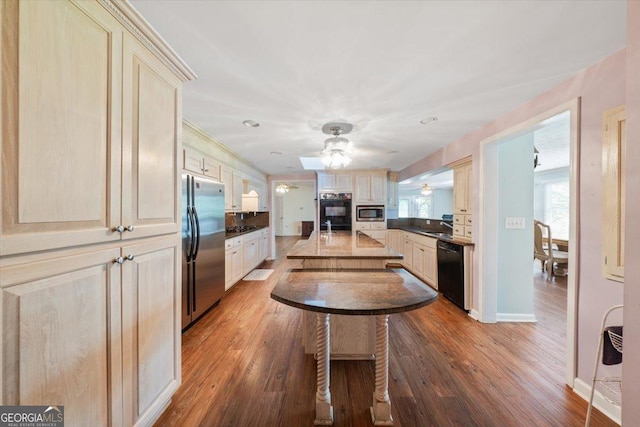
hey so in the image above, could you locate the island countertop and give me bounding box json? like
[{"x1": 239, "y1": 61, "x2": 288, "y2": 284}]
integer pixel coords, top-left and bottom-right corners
[
  {"x1": 271, "y1": 268, "x2": 438, "y2": 315},
  {"x1": 287, "y1": 230, "x2": 402, "y2": 260}
]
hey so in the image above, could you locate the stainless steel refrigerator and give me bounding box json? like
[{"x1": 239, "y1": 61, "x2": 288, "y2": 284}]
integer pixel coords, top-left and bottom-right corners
[{"x1": 182, "y1": 174, "x2": 225, "y2": 330}]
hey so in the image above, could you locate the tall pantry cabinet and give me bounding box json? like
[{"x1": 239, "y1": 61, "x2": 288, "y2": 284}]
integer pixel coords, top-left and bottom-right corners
[{"x1": 0, "y1": 1, "x2": 195, "y2": 426}]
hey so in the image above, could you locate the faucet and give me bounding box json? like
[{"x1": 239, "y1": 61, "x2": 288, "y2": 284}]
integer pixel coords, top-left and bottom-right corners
[{"x1": 440, "y1": 221, "x2": 454, "y2": 230}]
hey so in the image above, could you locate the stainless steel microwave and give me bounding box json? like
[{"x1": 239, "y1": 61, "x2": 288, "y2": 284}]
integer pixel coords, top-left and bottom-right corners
[{"x1": 356, "y1": 205, "x2": 385, "y2": 222}]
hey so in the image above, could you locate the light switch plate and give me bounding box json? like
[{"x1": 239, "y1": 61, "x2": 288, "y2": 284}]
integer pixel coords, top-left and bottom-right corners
[{"x1": 505, "y1": 217, "x2": 525, "y2": 229}]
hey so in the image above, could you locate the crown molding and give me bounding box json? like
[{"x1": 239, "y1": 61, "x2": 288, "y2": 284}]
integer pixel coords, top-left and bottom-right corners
[{"x1": 98, "y1": 0, "x2": 197, "y2": 82}]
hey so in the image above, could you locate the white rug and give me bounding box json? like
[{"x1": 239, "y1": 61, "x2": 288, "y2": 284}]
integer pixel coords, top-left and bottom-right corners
[{"x1": 243, "y1": 269, "x2": 274, "y2": 281}]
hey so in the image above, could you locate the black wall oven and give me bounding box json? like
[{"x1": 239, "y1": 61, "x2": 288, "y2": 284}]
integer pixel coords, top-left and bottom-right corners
[
  {"x1": 319, "y1": 193, "x2": 352, "y2": 231},
  {"x1": 356, "y1": 205, "x2": 385, "y2": 222}
]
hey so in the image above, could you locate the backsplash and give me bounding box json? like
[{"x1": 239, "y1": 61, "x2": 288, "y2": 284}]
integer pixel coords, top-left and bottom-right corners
[
  {"x1": 387, "y1": 217, "x2": 453, "y2": 233},
  {"x1": 226, "y1": 211, "x2": 270, "y2": 230}
]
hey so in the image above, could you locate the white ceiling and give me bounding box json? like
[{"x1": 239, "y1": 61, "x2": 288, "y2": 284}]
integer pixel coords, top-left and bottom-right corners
[{"x1": 130, "y1": 0, "x2": 625, "y2": 176}]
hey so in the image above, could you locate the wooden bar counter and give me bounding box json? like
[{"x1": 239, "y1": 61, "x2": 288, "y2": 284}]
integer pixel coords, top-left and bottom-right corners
[
  {"x1": 287, "y1": 231, "x2": 404, "y2": 359},
  {"x1": 271, "y1": 268, "x2": 437, "y2": 425}
]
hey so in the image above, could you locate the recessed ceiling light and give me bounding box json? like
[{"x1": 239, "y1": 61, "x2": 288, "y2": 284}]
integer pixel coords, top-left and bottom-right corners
[
  {"x1": 419, "y1": 117, "x2": 438, "y2": 125},
  {"x1": 270, "y1": 151, "x2": 282, "y2": 155},
  {"x1": 243, "y1": 119, "x2": 260, "y2": 127}
]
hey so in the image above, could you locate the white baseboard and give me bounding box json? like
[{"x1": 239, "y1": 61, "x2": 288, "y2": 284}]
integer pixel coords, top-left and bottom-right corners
[
  {"x1": 495, "y1": 313, "x2": 537, "y2": 322},
  {"x1": 573, "y1": 377, "x2": 621, "y2": 425},
  {"x1": 468, "y1": 309, "x2": 481, "y2": 321}
]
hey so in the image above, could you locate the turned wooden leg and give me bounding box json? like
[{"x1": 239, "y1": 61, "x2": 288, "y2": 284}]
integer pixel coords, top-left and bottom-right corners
[
  {"x1": 371, "y1": 315, "x2": 393, "y2": 425},
  {"x1": 315, "y1": 313, "x2": 333, "y2": 425}
]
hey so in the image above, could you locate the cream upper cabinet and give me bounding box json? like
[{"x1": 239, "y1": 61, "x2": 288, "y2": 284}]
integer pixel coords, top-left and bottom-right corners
[
  {"x1": 220, "y1": 166, "x2": 244, "y2": 211},
  {"x1": 122, "y1": 34, "x2": 182, "y2": 240},
  {"x1": 355, "y1": 172, "x2": 386, "y2": 203},
  {"x1": 183, "y1": 147, "x2": 220, "y2": 181},
  {"x1": 451, "y1": 159, "x2": 472, "y2": 241},
  {"x1": 0, "y1": 1, "x2": 184, "y2": 255},
  {"x1": 317, "y1": 172, "x2": 353, "y2": 192},
  {"x1": 453, "y1": 162, "x2": 471, "y2": 214},
  {"x1": 387, "y1": 172, "x2": 399, "y2": 208},
  {"x1": 1, "y1": 0, "x2": 124, "y2": 256},
  {"x1": 602, "y1": 105, "x2": 626, "y2": 282}
]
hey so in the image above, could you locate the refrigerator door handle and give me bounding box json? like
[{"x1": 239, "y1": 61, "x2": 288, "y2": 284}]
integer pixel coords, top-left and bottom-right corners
[
  {"x1": 186, "y1": 262, "x2": 191, "y2": 316},
  {"x1": 192, "y1": 206, "x2": 201, "y2": 260},
  {"x1": 192, "y1": 261, "x2": 197, "y2": 312},
  {"x1": 187, "y1": 206, "x2": 196, "y2": 262}
]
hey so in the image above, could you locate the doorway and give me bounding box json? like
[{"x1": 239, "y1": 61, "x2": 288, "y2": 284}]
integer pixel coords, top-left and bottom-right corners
[{"x1": 478, "y1": 98, "x2": 580, "y2": 386}]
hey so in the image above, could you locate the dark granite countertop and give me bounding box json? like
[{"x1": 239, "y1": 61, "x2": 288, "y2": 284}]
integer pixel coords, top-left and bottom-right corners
[
  {"x1": 271, "y1": 268, "x2": 438, "y2": 315},
  {"x1": 287, "y1": 230, "x2": 402, "y2": 260},
  {"x1": 388, "y1": 226, "x2": 474, "y2": 246},
  {"x1": 225, "y1": 225, "x2": 268, "y2": 239}
]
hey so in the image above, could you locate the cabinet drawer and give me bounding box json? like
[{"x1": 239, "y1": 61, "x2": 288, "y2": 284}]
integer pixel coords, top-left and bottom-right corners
[
  {"x1": 232, "y1": 237, "x2": 243, "y2": 247},
  {"x1": 454, "y1": 215, "x2": 465, "y2": 225},
  {"x1": 225, "y1": 239, "x2": 233, "y2": 250},
  {"x1": 465, "y1": 226, "x2": 473, "y2": 238},
  {"x1": 453, "y1": 225, "x2": 465, "y2": 236},
  {"x1": 370, "y1": 222, "x2": 386, "y2": 230},
  {"x1": 465, "y1": 215, "x2": 472, "y2": 225}
]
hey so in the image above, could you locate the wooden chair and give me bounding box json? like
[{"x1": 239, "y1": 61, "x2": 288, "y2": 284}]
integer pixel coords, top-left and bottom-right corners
[{"x1": 534, "y1": 220, "x2": 568, "y2": 276}]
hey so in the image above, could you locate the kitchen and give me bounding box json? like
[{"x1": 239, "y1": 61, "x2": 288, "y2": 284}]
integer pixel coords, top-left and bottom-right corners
[{"x1": 1, "y1": 1, "x2": 638, "y2": 426}]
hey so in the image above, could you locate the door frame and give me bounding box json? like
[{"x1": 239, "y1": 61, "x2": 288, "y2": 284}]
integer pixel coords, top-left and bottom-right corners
[{"x1": 476, "y1": 98, "x2": 580, "y2": 386}]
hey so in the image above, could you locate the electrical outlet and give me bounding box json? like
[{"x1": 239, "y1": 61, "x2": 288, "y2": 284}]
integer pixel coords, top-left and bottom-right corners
[
  {"x1": 505, "y1": 217, "x2": 525, "y2": 229},
  {"x1": 426, "y1": 219, "x2": 430, "y2": 224}
]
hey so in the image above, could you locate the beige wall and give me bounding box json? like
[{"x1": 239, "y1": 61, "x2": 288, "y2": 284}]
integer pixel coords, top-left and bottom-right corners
[{"x1": 623, "y1": 0, "x2": 640, "y2": 422}]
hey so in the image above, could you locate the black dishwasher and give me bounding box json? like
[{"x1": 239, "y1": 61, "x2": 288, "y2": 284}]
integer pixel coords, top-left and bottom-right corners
[{"x1": 437, "y1": 241, "x2": 466, "y2": 311}]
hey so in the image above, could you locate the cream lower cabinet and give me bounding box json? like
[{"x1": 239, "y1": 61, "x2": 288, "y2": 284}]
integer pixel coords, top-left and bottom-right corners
[
  {"x1": 400, "y1": 232, "x2": 438, "y2": 289},
  {"x1": 0, "y1": 236, "x2": 180, "y2": 427},
  {"x1": 225, "y1": 236, "x2": 244, "y2": 290},
  {"x1": 243, "y1": 236, "x2": 259, "y2": 275},
  {"x1": 402, "y1": 234, "x2": 414, "y2": 270},
  {"x1": 121, "y1": 237, "x2": 180, "y2": 427}
]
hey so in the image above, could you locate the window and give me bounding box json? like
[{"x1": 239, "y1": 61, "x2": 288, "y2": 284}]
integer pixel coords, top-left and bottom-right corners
[
  {"x1": 399, "y1": 195, "x2": 433, "y2": 218},
  {"x1": 543, "y1": 181, "x2": 569, "y2": 241}
]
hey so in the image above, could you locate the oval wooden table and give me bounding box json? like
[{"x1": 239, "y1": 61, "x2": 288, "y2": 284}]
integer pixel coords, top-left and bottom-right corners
[{"x1": 271, "y1": 268, "x2": 438, "y2": 426}]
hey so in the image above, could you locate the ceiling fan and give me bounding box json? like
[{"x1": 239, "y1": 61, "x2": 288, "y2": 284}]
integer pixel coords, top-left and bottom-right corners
[
  {"x1": 300, "y1": 121, "x2": 394, "y2": 170},
  {"x1": 275, "y1": 183, "x2": 299, "y2": 194}
]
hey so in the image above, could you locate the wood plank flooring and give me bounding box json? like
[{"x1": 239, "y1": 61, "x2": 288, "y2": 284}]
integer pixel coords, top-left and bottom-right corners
[{"x1": 154, "y1": 236, "x2": 616, "y2": 427}]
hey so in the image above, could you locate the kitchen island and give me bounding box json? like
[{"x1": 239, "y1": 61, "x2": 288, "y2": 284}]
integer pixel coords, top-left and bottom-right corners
[
  {"x1": 272, "y1": 267, "x2": 437, "y2": 425},
  {"x1": 287, "y1": 230, "x2": 404, "y2": 359}
]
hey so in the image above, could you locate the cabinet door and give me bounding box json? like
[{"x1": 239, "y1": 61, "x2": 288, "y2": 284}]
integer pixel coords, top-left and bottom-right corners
[
  {"x1": 424, "y1": 246, "x2": 438, "y2": 289},
  {"x1": 122, "y1": 35, "x2": 181, "y2": 239},
  {"x1": 221, "y1": 167, "x2": 233, "y2": 210},
  {"x1": 355, "y1": 174, "x2": 371, "y2": 202},
  {"x1": 453, "y1": 164, "x2": 471, "y2": 214},
  {"x1": 232, "y1": 172, "x2": 244, "y2": 210},
  {"x1": 243, "y1": 238, "x2": 258, "y2": 274},
  {"x1": 1, "y1": 0, "x2": 123, "y2": 255},
  {"x1": 202, "y1": 156, "x2": 220, "y2": 180},
  {"x1": 260, "y1": 230, "x2": 269, "y2": 261},
  {"x1": 370, "y1": 174, "x2": 386, "y2": 203},
  {"x1": 121, "y1": 237, "x2": 180, "y2": 427},
  {"x1": 231, "y1": 246, "x2": 244, "y2": 283},
  {"x1": 224, "y1": 249, "x2": 233, "y2": 290},
  {"x1": 412, "y1": 243, "x2": 426, "y2": 279},
  {"x1": 403, "y1": 237, "x2": 413, "y2": 269},
  {"x1": 183, "y1": 147, "x2": 203, "y2": 174},
  {"x1": 317, "y1": 173, "x2": 335, "y2": 191},
  {"x1": 1, "y1": 248, "x2": 122, "y2": 426},
  {"x1": 336, "y1": 174, "x2": 353, "y2": 192}
]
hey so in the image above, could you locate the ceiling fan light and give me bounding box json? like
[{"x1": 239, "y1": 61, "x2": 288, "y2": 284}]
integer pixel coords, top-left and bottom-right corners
[
  {"x1": 275, "y1": 184, "x2": 290, "y2": 194},
  {"x1": 321, "y1": 150, "x2": 352, "y2": 169},
  {"x1": 421, "y1": 184, "x2": 432, "y2": 195}
]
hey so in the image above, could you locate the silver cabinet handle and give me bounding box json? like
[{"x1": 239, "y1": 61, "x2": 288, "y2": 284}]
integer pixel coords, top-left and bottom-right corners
[
  {"x1": 114, "y1": 257, "x2": 124, "y2": 264},
  {"x1": 114, "y1": 225, "x2": 124, "y2": 233},
  {"x1": 125, "y1": 225, "x2": 134, "y2": 232},
  {"x1": 126, "y1": 254, "x2": 135, "y2": 261}
]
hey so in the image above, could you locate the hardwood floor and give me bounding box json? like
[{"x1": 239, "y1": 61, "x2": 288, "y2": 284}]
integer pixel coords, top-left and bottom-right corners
[{"x1": 154, "y1": 237, "x2": 616, "y2": 427}]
